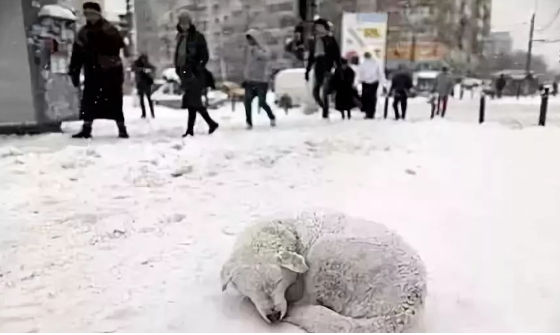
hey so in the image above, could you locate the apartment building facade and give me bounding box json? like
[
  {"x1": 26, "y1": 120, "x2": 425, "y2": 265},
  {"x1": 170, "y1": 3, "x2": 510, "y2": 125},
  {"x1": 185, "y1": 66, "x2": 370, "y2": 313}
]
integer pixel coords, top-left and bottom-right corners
[
  {"x1": 135, "y1": 0, "x2": 299, "y2": 82},
  {"x1": 319, "y1": 0, "x2": 492, "y2": 71}
]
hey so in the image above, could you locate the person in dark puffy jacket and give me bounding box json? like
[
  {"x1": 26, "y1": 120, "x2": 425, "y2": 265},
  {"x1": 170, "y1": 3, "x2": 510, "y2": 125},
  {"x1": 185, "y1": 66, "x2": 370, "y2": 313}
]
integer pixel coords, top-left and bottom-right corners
[
  {"x1": 175, "y1": 11, "x2": 218, "y2": 137},
  {"x1": 389, "y1": 65, "x2": 413, "y2": 120},
  {"x1": 132, "y1": 53, "x2": 156, "y2": 118}
]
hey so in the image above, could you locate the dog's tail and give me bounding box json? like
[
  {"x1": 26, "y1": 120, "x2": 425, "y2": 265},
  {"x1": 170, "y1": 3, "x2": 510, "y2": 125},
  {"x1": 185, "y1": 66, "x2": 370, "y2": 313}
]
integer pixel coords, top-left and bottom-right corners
[{"x1": 285, "y1": 304, "x2": 425, "y2": 333}]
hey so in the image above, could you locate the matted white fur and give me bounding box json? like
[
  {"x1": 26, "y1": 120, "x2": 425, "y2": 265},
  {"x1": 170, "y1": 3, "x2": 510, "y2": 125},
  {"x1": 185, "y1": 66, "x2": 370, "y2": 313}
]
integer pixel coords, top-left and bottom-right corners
[{"x1": 221, "y1": 212, "x2": 427, "y2": 333}]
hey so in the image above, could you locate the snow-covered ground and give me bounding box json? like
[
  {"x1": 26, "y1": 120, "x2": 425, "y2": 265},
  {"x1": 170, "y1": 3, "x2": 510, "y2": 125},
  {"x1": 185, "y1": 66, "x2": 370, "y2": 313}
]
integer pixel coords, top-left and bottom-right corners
[{"x1": 1, "y1": 96, "x2": 560, "y2": 332}]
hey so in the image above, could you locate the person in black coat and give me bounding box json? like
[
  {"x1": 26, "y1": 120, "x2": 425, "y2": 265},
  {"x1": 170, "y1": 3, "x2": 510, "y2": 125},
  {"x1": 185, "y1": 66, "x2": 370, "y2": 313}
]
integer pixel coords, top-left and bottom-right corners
[
  {"x1": 495, "y1": 74, "x2": 506, "y2": 99},
  {"x1": 389, "y1": 65, "x2": 413, "y2": 120},
  {"x1": 331, "y1": 59, "x2": 357, "y2": 120},
  {"x1": 132, "y1": 53, "x2": 156, "y2": 118},
  {"x1": 69, "y1": 2, "x2": 128, "y2": 138},
  {"x1": 305, "y1": 18, "x2": 342, "y2": 119},
  {"x1": 175, "y1": 12, "x2": 219, "y2": 137}
]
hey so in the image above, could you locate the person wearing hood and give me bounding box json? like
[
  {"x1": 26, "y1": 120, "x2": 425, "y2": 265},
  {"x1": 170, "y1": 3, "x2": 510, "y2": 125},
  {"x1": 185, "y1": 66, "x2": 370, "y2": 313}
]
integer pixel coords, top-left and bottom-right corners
[
  {"x1": 69, "y1": 2, "x2": 128, "y2": 139},
  {"x1": 358, "y1": 52, "x2": 385, "y2": 119},
  {"x1": 433, "y1": 67, "x2": 454, "y2": 118},
  {"x1": 132, "y1": 53, "x2": 156, "y2": 118},
  {"x1": 305, "y1": 18, "x2": 342, "y2": 119},
  {"x1": 243, "y1": 29, "x2": 276, "y2": 129},
  {"x1": 175, "y1": 11, "x2": 219, "y2": 137}
]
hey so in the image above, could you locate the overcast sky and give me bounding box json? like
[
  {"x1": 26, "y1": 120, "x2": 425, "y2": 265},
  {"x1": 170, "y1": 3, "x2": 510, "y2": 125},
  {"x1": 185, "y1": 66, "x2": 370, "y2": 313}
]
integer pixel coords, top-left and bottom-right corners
[{"x1": 492, "y1": 0, "x2": 560, "y2": 69}]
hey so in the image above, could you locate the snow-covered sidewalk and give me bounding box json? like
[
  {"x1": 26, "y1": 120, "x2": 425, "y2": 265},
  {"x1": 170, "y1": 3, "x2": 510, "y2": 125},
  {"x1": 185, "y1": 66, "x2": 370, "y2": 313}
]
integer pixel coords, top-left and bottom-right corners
[{"x1": 1, "y1": 98, "x2": 560, "y2": 332}]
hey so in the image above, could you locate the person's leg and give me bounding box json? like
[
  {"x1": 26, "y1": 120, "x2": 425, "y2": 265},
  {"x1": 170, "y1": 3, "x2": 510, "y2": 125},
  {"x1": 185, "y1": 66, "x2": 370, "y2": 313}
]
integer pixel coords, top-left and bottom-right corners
[
  {"x1": 72, "y1": 120, "x2": 93, "y2": 138},
  {"x1": 436, "y1": 96, "x2": 441, "y2": 115},
  {"x1": 244, "y1": 83, "x2": 256, "y2": 128},
  {"x1": 183, "y1": 108, "x2": 197, "y2": 137},
  {"x1": 198, "y1": 107, "x2": 219, "y2": 134},
  {"x1": 339, "y1": 109, "x2": 345, "y2": 119},
  {"x1": 312, "y1": 70, "x2": 325, "y2": 109},
  {"x1": 401, "y1": 97, "x2": 408, "y2": 120},
  {"x1": 362, "y1": 84, "x2": 373, "y2": 119},
  {"x1": 139, "y1": 91, "x2": 147, "y2": 118},
  {"x1": 321, "y1": 72, "x2": 331, "y2": 119},
  {"x1": 146, "y1": 92, "x2": 155, "y2": 118},
  {"x1": 360, "y1": 84, "x2": 368, "y2": 113},
  {"x1": 257, "y1": 82, "x2": 276, "y2": 123},
  {"x1": 371, "y1": 82, "x2": 379, "y2": 118},
  {"x1": 441, "y1": 96, "x2": 448, "y2": 117},
  {"x1": 347, "y1": 110, "x2": 352, "y2": 119},
  {"x1": 393, "y1": 97, "x2": 401, "y2": 120}
]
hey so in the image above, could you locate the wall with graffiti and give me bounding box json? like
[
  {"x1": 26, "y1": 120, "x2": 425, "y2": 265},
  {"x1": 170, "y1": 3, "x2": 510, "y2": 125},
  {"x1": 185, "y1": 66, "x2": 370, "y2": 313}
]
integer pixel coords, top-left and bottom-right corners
[{"x1": 25, "y1": 1, "x2": 80, "y2": 123}]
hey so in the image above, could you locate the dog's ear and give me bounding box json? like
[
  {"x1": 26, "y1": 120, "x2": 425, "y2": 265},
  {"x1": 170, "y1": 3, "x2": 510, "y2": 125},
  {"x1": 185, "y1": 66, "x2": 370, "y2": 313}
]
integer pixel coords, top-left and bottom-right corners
[{"x1": 277, "y1": 251, "x2": 309, "y2": 274}]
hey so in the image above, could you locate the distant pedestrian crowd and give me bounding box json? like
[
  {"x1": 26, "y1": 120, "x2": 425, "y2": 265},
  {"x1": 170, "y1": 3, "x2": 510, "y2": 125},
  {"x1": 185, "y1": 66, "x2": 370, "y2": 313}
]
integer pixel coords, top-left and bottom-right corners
[{"x1": 68, "y1": 2, "x2": 486, "y2": 140}]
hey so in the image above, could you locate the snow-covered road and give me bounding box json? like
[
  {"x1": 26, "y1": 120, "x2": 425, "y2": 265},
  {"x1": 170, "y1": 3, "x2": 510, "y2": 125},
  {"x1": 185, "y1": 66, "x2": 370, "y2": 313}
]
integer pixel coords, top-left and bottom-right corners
[{"x1": 1, "y1": 97, "x2": 560, "y2": 332}]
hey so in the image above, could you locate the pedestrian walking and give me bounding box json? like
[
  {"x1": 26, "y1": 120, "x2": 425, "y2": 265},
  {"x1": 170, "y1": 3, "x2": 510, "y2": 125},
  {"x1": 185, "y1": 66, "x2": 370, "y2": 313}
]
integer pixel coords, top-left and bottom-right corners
[
  {"x1": 284, "y1": 23, "x2": 305, "y2": 68},
  {"x1": 496, "y1": 73, "x2": 506, "y2": 99},
  {"x1": 389, "y1": 65, "x2": 413, "y2": 120},
  {"x1": 175, "y1": 12, "x2": 219, "y2": 138},
  {"x1": 305, "y1": 18, "x2": 341, "y2": 119},
  {"x1": 69, "y1": 2, "x2": 128, "y2": 139},
  {"x1": 132, "y1": 53, "x2": 156, "y2": 119},
  {"x1": 331, "y1": 59, "x2": 357, "y2": 120},
  {"x1": 358, "y1": 52, "x2": 385, "y2": 119},
  {"x1": 243, "y1": 29, "x2": 276, "y2": 130},
  {"x1": 434, "y1": 67, "x2": 455, "y2": 118}
]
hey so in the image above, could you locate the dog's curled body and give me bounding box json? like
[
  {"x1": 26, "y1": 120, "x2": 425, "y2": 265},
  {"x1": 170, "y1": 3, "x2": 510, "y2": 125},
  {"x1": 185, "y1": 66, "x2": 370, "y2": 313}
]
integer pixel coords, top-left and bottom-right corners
[{"x1": 221, "y1": 212, "x2": 427, "y2": 333}]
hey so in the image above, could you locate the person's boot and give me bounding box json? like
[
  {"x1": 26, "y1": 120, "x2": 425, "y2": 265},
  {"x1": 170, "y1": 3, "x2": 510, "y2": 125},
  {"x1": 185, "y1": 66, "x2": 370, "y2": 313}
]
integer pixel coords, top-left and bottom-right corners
[
  {"x1": 117, "y1": 122, "x2": 129, "y2": 139},
  {"x1": 182, "y1": 130, "x2": 194, "y2": 138},
  {"x1": 72, "y1": 123, "x2": 92, "y2": 139},
  {"x1": 270, "y1": 119, "x2": 277, "y2": 127},
  {"x1": 209, "y1": 122, "x2": 219, "y2": 135}
]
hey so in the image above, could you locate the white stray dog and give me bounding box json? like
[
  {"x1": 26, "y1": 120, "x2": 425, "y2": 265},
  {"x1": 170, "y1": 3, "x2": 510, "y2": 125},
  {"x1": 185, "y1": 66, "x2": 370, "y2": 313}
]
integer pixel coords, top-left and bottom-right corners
[{"x1": 221, "y1": 212, "x2": 427, "y2": 333}]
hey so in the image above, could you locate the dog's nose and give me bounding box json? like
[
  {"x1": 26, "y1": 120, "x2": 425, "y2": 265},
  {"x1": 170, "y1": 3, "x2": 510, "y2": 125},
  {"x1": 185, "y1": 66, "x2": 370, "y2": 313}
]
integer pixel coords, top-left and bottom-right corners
[{"x1": 266, "y1": 311, "x2": 282, "y2": 323}]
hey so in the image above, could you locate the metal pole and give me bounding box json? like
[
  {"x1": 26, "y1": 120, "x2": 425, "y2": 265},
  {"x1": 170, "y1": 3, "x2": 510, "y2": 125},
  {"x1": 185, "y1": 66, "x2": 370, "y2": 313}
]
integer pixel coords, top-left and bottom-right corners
[
  {"x1": 539, "y1": 87, "x2": 549, "y2": 126},
  {"x1": 526, "y1": 12, "x2": 536, "y2": 75},
  {"x1": 479, "y1": 92, "x2": 486, "y2": 124}
]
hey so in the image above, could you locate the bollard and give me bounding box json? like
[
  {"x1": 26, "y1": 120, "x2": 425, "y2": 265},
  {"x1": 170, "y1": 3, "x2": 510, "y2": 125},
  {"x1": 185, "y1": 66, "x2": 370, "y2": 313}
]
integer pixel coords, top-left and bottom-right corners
[
  {"x1": 539, "y1": 88, "x2": 549, "y2": 126},
  {"x1": 479, "y1": 92, "x2": 486, "y2": 124}
]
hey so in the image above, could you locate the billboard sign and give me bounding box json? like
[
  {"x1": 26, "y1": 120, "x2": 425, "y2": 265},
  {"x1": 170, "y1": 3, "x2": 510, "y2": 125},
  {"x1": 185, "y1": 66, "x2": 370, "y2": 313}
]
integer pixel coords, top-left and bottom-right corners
[{"x1": 341, "y1": 12, "x2": 388, "y2": 65}]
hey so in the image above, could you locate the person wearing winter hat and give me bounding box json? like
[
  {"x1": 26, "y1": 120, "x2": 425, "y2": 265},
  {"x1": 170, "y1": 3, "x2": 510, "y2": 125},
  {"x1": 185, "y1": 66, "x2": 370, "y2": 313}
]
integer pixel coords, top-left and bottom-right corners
[
  {"x1": 305, "y1": 18, "x2": 341, "y2": 119},
  {"x1": 175, "y1": 11, "x2": 219, "y2": 138},
  {"x1": 69, "y1": 1, "x2": 129, "y2": 139}
]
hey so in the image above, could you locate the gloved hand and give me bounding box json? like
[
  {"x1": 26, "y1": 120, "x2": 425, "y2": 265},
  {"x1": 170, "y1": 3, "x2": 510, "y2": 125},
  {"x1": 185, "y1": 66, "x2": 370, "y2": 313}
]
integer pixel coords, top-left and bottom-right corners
[{"x1": 70, "y1": 74, "x2": 80, "y2": 88}]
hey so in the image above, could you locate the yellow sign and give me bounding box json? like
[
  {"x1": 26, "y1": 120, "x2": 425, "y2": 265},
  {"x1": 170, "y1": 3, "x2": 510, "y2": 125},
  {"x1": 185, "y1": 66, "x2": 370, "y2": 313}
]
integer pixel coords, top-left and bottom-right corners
[
  {"x1": 386, "y1": 42, "x2": 449, "y2": 62},
  {"x1": 362, "y1": 28, "x2": 382, "y2": 39}
]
